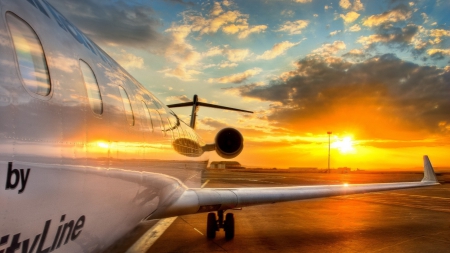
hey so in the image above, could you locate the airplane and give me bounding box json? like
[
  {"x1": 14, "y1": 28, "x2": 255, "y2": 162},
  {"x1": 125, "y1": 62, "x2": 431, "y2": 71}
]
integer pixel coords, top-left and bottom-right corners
[{"x1": 0, "y1": 0, "x2": 440, "y2": 252}]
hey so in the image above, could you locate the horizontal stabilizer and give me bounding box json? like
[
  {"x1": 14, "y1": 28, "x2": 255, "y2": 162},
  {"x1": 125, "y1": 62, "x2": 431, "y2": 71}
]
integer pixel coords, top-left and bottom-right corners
[{"x1": 166, "y1": 94, "x2": 252, "y2": 128}]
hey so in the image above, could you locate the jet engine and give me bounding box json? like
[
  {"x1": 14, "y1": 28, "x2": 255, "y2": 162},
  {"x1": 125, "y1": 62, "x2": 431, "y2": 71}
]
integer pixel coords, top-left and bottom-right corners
[{"x1": 214, "y1": 128, "x2": 244, "y2": 159}]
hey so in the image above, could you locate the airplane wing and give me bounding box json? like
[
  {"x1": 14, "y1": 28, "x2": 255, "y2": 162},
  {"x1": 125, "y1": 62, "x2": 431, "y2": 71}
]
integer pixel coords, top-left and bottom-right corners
[{"x1": 155, "y1": 156, "x2": 439, "y2": 219}]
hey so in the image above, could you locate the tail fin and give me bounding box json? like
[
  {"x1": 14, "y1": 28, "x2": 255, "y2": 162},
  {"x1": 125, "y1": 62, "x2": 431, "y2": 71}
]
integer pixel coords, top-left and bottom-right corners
[{"x1": 421, "y1": 155, "x2": 438, "y2": 183}]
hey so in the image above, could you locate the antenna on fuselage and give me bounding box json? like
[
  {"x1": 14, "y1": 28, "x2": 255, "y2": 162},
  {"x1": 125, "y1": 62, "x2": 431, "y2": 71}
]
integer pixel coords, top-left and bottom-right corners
[{"x1": 167, "y1": 94, "x2": 253, "y2": 129}]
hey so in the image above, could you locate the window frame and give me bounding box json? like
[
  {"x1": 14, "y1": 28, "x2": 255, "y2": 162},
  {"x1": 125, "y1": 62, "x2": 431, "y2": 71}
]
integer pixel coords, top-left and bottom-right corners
[
  {"x1": 118, "y1": 85, "x2": 135, "y2": 126},
  {"x1": 142, "y1": 101, "x2": 154, "y2": 132},
  {"x1": 6, "y1": 11, "x2": 52, "y2": 99},
  {"x1": 79, "y1": 59, "x2": 103, "y2": 115}
]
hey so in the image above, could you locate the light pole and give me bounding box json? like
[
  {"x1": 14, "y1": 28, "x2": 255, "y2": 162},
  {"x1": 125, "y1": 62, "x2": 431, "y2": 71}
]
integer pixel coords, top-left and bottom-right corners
[{"x1": 327, "y1": 131, "x2": 332, "y2": 173}]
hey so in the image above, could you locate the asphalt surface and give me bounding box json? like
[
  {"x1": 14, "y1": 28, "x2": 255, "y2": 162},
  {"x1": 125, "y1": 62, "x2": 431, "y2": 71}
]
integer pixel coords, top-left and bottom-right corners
[{"x1": 107, "y1": 170, "x2": 450, "y2": 253}]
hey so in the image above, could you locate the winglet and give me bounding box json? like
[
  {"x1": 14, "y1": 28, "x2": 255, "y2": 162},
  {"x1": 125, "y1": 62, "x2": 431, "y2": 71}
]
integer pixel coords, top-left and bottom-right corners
[{"x1": 421, "y1": 155, "x2": 438, "y2": 183}]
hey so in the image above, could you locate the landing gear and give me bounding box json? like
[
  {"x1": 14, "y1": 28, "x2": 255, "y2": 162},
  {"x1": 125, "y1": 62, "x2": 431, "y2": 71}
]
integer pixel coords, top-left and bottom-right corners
[
  {"x1": 207, "y1": 212, "x2": 217, "y2": 238},
  {"x1": 206, "y1": 210, "x2": 235, "y2": 239},
  {"x1": 224, "y1": 213, "x2": 234, "y2": 239}
]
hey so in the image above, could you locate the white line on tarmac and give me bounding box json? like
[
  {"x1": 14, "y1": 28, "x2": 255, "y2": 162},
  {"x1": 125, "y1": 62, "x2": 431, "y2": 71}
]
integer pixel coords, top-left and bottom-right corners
[
  {"x1": 125, "y1": 217, "x2": 177, "y2": 253},
  {"x1": 194, "y1": 228, "x2": 204, "y2": 235},
  {"x1": 126, "y1": 178, "x2": 209, "y2": 253},
  {"x1": 201, "y1": 179, "x2": 210, "y2": 188}
]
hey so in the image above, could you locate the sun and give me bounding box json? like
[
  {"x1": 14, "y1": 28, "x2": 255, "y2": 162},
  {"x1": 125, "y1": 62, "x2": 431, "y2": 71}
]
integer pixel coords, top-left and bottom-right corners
[{"x1": 332, "y1": 136, "x2": 355, "y2": 154}]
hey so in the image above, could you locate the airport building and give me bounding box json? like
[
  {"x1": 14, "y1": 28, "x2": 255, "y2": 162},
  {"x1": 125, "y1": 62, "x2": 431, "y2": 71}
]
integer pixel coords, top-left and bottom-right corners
[{"x1": 209, "y1": 161, "x2": 243, "y2": 169}]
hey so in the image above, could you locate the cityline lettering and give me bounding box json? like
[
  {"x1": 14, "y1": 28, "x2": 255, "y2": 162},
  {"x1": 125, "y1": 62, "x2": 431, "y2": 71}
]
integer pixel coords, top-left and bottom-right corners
[
  {"x1": 5, "y1": 162, "x2": 30, "y2": 194},
  {"x1": 0, "y1": 214, "x2": 85, "y2": 253}
]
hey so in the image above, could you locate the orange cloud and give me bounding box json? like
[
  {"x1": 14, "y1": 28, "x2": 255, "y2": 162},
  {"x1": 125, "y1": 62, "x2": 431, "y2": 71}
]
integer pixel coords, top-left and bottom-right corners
[
  {"x1": 257, "y1": 41, "x2": 300, "y2": 60},
  {"x1": 340, "y1": 11, "x2": 360, "y2": 23},
  {"x1": 311, "y1": 41, "x2": 346, "y2": 56},
  {"x1": 348, "y1": 24, "x2": 361, "y2": 32},
  {"x1": 277, "y1": 20, "x2": 309, "y2": 35},
  {"x1": 363, "y1": 6, "x2": 412, "y2": 27},
  {"x1": 427, "y1": 49, "x2": 450, "y2": 56},
  {"x1": 340, "y1": 0, "x2": 364, "y2": 11},
  {"x1": 225, "y1": 48, "x2": 251, "y2": 62},
  {"x1": 208, "y1": 68, "x2": 262, "y2": 84}
]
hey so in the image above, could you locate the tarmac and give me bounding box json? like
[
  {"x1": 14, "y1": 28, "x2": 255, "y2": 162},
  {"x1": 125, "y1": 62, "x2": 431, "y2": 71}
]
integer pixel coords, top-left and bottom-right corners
[{"x1": 106, "y1": 170, "x2": 450, "y2": 253}]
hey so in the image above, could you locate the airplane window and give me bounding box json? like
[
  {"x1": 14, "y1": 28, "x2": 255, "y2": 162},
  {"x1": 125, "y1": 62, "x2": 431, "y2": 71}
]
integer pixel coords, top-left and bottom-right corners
[
  {"x1": 118, "y1": 86, "x2": 134, "y2": 126},
  {"x1": 6, "y1": 12, "x2": 51, "y2": 96},
  {"x1": 80, "y1": 60, "x2": 103, "y2": 114},
  {"x1": 160, "y1": 113, "x2": 173, "y2": 138},
  {"x1": 142, "y1": 101, "x2": 153, "y2": 131}
]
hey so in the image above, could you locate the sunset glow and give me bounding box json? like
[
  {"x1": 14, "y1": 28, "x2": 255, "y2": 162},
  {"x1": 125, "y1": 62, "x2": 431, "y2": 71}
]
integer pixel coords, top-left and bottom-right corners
[
  {"x1": 49, "y1": 0, "x2": 450, "y2": 170},
  {"x1": 333, "y1": 137, "x2": 355, "y2": 154}
]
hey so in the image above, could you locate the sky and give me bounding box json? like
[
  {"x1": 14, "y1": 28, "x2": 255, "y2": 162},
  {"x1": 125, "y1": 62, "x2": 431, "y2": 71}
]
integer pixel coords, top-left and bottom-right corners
[{"x1": 47, "y1": 0, "x2": 450, "y2": 169}]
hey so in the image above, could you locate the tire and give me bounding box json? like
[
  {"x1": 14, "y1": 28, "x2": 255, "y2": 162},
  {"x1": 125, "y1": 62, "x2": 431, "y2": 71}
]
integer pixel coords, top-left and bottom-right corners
[
  {"x1": 207, "y1": 212, "x2": 217, "y2": 239},
  {"x1": 224, "y1": 213, "x2": 234, "y2": 240}
]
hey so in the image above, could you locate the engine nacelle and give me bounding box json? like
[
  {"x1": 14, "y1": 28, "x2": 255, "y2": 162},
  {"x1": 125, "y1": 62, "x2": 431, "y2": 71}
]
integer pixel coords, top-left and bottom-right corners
[{"x1": 215, "y1": 128, "x2": 244, "y2": 159}]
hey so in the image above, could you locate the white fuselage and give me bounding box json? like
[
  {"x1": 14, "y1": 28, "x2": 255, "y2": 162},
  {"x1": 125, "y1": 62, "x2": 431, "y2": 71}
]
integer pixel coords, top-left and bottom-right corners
[{"x1": 0, "y1": 0, "x2": 208, "y2": 252}]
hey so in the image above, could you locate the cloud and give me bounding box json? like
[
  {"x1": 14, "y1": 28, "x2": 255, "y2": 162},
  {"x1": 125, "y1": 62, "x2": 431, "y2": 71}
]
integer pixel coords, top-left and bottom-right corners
[
  {"x1": 277, "y1": 20, "x2": 309, "y2": 35},
  {"x1": 329, "y1": 30, "x2": 342, "y2": 36},
  {"x1": 257, "y1": 41, "x2": 300, "y2": 60},
  {"x1": 427, "y1": 49, "x2": 450, "y2": 57},
  {"x1": 225, "y1": 48, "x2": 251, "y2": 62},
  {"x1": 311, "y1": 41, "x2": 346, "y2": 57},
  {"x1": 339, "y1": 0, "x2": 364, "y2": 11},
  {"x1": 339, "y1": 0, "x2": 351, "y2": 9},
  {"x1": 430, "y1": 29, "x2": 450, "y2": 38},
  {"x1": 111, "y1": 50, "x2": 145, "y2": 70},
  {"x1": 203, "y1": 46, "x2": 223, "y2": 57},
  {"x1": 357, "y1": 24, "x2": 419, "y2": 48},
  {"x1": 352, "y1": 0, "x2": 364, "y2": 11},
  {"x1": 166, "y1": 95, "x2": 191, "y2": 102},
  {"x1": 236, "y1": 25, "x2": 268, "y2": 39},
  {"x1": 211, "y1": 1, "x2": 223, "y2": 16},
  {"x1": 236, "y1": 54, "x2": 450, "y2": 140},
  {"x1": 47, "y1": 0, "x2": 167, "y2": 51},
  {"x1": 421, "y1": 13, "x2": 429, "y2": 23},
  {"x1": 188, "y1": 2, "x2": 267, "y2": 39},
  {"x1": 363, "y1": 4, "x2": 412, "y2": 27},
  {"x1": 342, "y1": 49, "x2": 370, "y2": 61},
  {"x1": 281, "y1": 10, "x2": 295, "y2": 17},
  {"x1": 163, "y1": 24, "x2": 202, "y2": 80},
  {"x1": 198, "y1": 117, "x2": 229, "y2": 130},
  {"x1": 340, "y1": 11, "x2": 360, "y2": 23},
  {"x1": 348, "y1": 24, "x2": 361, "y2": 32},
  {"x1": 160, "y1": 67, "x2": 201, "y2": 81},
  {"x1": 219, "y1": 61, "x2": 238, "y2": 68},
  {"x1": 429, "y1": 29, "x2": 450, "y2": 44},
  {"x1": 208, "y1": 68, "x2": 262, "y2": 84},
  {"x1": 202, "y1": 46, "x2": 251, "y2": 62}
]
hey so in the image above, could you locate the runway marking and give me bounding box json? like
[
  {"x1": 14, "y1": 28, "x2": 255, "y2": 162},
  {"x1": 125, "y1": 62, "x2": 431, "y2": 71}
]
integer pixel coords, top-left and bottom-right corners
[
  {"x1": 201, "y1": 179, "x2": 210, "y2": 188},
  {"x1": 125, "y1": 217, "x2": 177, "y2": 253},
  {"x1": 127, "y1": 176, "x2": 209, "y2": 252},
  {"x1": 194, "y1": 228, "x2": 204, "y2": 235}
]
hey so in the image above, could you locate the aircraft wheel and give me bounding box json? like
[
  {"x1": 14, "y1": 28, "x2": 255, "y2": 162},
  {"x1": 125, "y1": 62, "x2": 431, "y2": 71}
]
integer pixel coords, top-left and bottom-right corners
[
  {"x1": 224, "y1": 213, "x2": 234, "y2": 240},
  {"x1": 207, "y1": 212, "x2": 217, "y2": 239}
]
